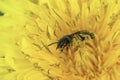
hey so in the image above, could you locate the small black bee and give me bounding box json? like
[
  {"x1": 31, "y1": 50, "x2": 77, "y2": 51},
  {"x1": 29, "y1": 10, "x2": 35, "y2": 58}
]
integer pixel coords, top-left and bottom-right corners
[{"x1": 48, "y1": 30, "x2": 95, "y2": 51}]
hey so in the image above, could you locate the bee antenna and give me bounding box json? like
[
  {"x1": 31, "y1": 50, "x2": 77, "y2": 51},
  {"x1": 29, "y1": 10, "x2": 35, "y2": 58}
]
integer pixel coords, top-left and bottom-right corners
[
  {"x1": 47, "y1": 42, "x2": 58, "y2": 46},
  {"x1": 40, "y1": 42, "x2": 58, "y2": 50}
]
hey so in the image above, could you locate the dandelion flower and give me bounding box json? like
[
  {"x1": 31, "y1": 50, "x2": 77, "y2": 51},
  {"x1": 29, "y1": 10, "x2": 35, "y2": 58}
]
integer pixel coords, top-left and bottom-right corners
[{"x1": 0, "y1": 0, "x2": 120, "y2": 80}]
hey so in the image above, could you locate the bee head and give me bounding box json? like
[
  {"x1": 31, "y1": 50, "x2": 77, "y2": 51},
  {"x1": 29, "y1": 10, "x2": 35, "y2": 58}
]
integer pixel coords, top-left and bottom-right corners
[{"x1": 56, "y1": 35, "x2": 73, "y2": 49}]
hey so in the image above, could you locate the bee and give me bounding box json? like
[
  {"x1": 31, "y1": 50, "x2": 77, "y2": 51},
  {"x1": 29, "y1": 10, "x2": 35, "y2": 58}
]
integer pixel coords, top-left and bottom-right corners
[{"x1": 48, "y1": 30, "x2": 95, "y2": 51}]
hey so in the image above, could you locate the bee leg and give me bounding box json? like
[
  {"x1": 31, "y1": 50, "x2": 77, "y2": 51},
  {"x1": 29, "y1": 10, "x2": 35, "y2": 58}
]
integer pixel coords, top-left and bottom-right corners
[
  {"x1": 61, "y1": 44, "x2": 69, "y2": 52},
  {"x1": 78, "y1": 34, "x2": 85, "y2": 41},
  {"x1": 60, "y1": 48, "x2": 63, "y2": 52},
  {"x1": 66, "y1": 46, "x2": 69, "y2": 52}
]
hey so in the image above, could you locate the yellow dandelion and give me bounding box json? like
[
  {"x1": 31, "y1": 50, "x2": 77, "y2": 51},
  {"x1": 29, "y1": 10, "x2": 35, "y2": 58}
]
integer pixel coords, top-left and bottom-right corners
[{"x1": 0, "y1": 0, "x2": 120, "y2": 80}]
